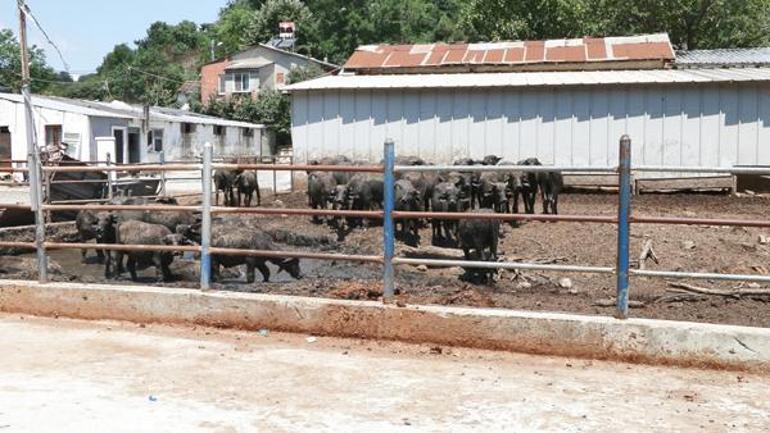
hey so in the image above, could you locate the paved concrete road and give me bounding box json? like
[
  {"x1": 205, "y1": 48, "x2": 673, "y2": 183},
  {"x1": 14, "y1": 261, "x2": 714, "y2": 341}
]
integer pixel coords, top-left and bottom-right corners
[{"x1": 0, "y1": 314, "x2": 768, "y2": 433}]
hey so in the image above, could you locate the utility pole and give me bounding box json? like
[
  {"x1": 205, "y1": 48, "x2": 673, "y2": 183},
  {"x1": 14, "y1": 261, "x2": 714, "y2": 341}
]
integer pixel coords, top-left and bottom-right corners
[{"x1": 18, "y1": 0, "x2": 48, "y2": 282}]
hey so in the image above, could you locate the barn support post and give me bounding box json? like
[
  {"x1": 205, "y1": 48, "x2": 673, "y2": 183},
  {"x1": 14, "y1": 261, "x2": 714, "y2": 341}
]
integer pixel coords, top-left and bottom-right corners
[
  {"x1": 273, "y1": 156, "x2": 278, "y2": 197},
  {"x1": 105, "y1": 152, "x2": 113, "y2": 200},
  {"x1": 383, "y1": 139, "x2": 396, "y2": 303},
  {"x1": 290, "y1": 155, "x2": 295, "y2": 193},
  {"x1": 159, "y1": 150, "x2": 166, "y2": 196},
  {"x1": 200, "y1": 142, "x2": 213, "y2": 291},
  {"x1": 616, "y1": 135, "x2": 632, "y2": 319}
]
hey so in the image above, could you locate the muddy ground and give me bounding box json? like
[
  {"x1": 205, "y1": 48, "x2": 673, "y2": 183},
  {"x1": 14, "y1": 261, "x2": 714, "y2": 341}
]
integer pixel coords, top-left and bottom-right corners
[{"x1": 2, "y1": 190, "x2": 770, "y2": 328}]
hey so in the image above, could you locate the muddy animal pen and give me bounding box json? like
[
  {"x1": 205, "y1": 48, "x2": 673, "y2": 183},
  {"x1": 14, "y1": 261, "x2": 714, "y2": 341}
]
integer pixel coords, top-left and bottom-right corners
[{"x1": 3, "y1": 137, "x2": 770, "y2": 319}]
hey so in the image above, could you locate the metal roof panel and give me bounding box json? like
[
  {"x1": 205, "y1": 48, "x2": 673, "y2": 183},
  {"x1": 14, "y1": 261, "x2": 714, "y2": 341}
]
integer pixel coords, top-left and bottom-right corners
[{"x1": 285, "y1": 68, "x2": 770, "y2": 91}]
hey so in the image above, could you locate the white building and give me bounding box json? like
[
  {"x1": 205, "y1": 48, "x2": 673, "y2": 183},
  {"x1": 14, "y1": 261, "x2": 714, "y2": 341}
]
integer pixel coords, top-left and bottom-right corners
[
  {"x1": 286, "y1": 35, "x2": 770, "y2": 177},
  {"x1": 0, "y1": 93, "x2": 271, "y2": 166}
]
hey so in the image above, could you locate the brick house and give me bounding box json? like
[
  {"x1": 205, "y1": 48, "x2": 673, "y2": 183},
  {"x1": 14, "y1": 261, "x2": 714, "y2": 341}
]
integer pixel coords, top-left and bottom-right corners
[{"x1": 200, "y1": 44, "x2": 337, "y2": 104}]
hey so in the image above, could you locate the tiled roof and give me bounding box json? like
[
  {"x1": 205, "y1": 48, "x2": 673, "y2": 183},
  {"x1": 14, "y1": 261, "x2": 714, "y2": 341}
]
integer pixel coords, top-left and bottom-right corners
[
  {"x1": 343, "y1": 34, "x2": 674, "y2": 73},
  {"x1": 676, "y1": 48, "x2": 770, "y2": 67}
]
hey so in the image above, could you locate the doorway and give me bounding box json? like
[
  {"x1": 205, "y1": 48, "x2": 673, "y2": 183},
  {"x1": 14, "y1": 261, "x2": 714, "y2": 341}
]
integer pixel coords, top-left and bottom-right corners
[
  {"x1": 128, "y1": 129, "x2": 141, "y2": 163},
  {"x1": 0, "y1": 127, "x2": 10, "y2": 168},
  {"x1": 112, "y1": 128, "x2": 126, "y2": 164}
]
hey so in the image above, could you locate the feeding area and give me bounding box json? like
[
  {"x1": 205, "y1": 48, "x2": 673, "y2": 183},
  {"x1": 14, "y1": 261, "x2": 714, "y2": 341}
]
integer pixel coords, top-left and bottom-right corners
[{"x1": 2, "y1": 136, "x2": 770, "y2": 328}]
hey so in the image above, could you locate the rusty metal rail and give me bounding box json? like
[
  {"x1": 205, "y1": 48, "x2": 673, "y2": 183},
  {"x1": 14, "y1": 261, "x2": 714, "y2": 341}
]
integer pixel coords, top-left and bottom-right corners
[
  {"x1": 393, "y1": 211, "x2": 616, "y2": 224},
  {"x1": 213, "y1": 163, "x2": 384, "y2": 173},
  {"x1": 0, "y1": 241, "x2": 36, "y2": 250},
  {"x1": 41, "y1": 164, "x2": 200, "y2": 173},
  {"x1": 44, "y1": 242, "x2": 202, "y2": 254},
  {"x1": 43, "y1": 204, "x2": 201, "y2": 212},
  {"x1": 209, "y1": 247, "x2": 382, "y2": 264}
]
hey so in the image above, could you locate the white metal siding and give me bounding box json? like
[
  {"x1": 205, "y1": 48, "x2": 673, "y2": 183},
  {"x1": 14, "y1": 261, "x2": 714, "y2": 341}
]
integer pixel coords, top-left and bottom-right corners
[{"x1": 292, "y1": 83, "x2": 770, "y2": 175}]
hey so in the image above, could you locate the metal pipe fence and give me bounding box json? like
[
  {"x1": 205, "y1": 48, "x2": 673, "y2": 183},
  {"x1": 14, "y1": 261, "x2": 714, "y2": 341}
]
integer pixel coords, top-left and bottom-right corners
[{"x1": 9, "y1": 137, "x2": 770, "y2": 322}]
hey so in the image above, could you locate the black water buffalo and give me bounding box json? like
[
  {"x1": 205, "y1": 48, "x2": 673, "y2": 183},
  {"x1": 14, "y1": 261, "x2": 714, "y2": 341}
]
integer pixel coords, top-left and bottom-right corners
[
  {"x1": 307, "y1": 171, "x2": 338, "y2": 223},
  {"x1": 75, "y1": 209, "x2": 106, "y2": 263},
  {"x1": 517, "y1": 158, "x2": 541, "y2": 214},
  {"x1": 458, "y1": 209, "x2": 500, "y2": 283},
  {"x1": 481, "y1": 155, "x2": 502, "y2": 166},
  {"x1": 236, "y1": 171, "x2": 261, "y2": 207},
  {"x1": 394, "y1": 179, "x2": 421, "y2": 245},
  {"x1": 478, "y1": 172, "x2": 509, "y2": 213},
  {"x1": 214, "y1": 168, "x2": 241, "y2": 206},
  {"x1": 310, "y1": 155, "x2": 354, "y2": 185},
  {"x1": 401, "y1": 171, "x2": 438, "y2": 212},
  {"x1": 430, "y1": 181, "x2": 461, "y2": 246},
  {"x1": 537, "y1": 170, "x2": 564, "y2": 214},
  {"x1": 210, "y1": 225, "x2": 302, "y2": 283},
  {"x1": 496, "y1": 160, "x2": 522, "y2": 214},
  {"x1": 345, "y1": 174, "x2": 384, "y2": 227},
  {"x1": 107, "y1": 220, "x2": 190, "y2": 283},
  {"x1": 452, "y1": 158, "x2": 480, "y2": 208}
]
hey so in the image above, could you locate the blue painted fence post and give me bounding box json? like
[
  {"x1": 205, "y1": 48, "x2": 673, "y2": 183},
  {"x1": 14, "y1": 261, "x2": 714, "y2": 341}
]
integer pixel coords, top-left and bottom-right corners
[
  {"x1": 616, "y1": 135, "x2": 632, "y2": 319},
  {"x1": 200, "y1": 142, "x2": 213, "y2": 291},
  {"x1": 383, "y1": 139, "x2": 396, "y2": 302}
]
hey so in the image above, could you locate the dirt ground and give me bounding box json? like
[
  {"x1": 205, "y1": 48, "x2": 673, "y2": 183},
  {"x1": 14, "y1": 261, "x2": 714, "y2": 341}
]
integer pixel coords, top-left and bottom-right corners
[
  {"x1": 2, "y1": 190, "x2": 770, "y2": 328},
  {"x1": 1, "y1": 313, "x2": 768, "y2": 432}
]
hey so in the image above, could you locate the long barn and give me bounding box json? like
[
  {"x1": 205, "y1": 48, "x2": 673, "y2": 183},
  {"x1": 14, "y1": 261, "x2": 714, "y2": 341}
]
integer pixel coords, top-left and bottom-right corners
[{"x1": 286, "y1": 34, "x2": 770, "y2": 177}]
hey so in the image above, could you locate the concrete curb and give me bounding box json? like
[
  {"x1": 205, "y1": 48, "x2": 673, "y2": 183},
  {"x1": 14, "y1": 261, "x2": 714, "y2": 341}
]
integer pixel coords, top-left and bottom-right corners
[{"x1": 1, "y1": 280, "x2": 768, "y2": 371}]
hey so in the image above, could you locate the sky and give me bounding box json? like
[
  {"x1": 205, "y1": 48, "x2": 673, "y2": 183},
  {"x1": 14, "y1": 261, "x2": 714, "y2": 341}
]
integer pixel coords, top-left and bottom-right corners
[{"x1": 1, "y1": 0, "x2": 225, "y2": 76}]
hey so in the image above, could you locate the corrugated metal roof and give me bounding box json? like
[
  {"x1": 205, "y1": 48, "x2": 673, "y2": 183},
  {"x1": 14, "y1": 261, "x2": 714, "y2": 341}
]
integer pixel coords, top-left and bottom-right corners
[
  {"x1": 676, "y1": 48, "x2": 770, "y2": 67},
  {"x1": 344, "y1": 34, "x2": 674, "y2": 72},
  {"x1": 0, "y1": 93, "x2": 135, "y2": 119},
  {"x1": 0, "y1": 93, "x2": 265, "y2": 128},
  {"x1": 285, "y1": 68, "x2": 770, "y2": 91}
]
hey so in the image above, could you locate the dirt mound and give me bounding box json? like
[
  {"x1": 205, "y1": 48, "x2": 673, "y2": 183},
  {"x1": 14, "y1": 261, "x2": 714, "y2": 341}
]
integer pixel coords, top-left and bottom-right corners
[
  {"x1": 439, "y1": 288, "x2": 497, "y2": 308},
  {"x1": 328, "y1": 282, "x2": 383, "y2": 301}
]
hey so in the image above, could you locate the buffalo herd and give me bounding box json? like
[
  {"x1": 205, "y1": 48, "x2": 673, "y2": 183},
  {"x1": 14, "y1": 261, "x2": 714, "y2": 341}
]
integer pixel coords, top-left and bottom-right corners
[
  {"x1": 306, "y1": 154, "x2": 563, "y2": 282},
  {"x1": 72, "y1": 154, "x2": 563, "y2": 285},
  {"x1": 75, "y1": 195, "x2": 300, "y2": 284}
]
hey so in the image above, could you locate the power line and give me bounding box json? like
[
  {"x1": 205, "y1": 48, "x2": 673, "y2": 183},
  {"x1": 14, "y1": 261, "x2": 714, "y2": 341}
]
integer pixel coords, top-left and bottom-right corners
[
  {"x1": 125, "y1": 65, "x2": 193, "y2": 84},
  {"x1": 17, "y1": 0, "x2": 70, "y2": 73}
]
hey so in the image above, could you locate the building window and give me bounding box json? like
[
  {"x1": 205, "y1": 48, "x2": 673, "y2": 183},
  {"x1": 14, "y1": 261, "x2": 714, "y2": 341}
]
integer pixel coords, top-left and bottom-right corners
[
  {"x1": 181, "y1": 123, "x2": 196, "y2": 134},
  {"x1": 233, "y1": 73, "x2": 250, "y2": 92},
  {"x1": 276, "y1": 72, "x2": 285, "y2": 85},
  {"x1": 218, "y1": 75, "x2": 226, "y2": 94},
  {"x1": 242, "y1": 127, "x2": 253, "y2": 137},
  {"x1": 148, "y1": 129, "x2": 164, "y2": 152},
  {"x1": 214, "y1": 125, "x2": 225, "y2": 136},
  {"x1": 45, "y1": 125, "x2": 62, "y2": 148}
]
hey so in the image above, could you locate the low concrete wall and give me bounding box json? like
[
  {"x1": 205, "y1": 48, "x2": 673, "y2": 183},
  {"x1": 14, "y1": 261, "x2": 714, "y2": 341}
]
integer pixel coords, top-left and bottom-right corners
[{"x1": 1, "y1": 280, "x2": 768, "y2": 371}]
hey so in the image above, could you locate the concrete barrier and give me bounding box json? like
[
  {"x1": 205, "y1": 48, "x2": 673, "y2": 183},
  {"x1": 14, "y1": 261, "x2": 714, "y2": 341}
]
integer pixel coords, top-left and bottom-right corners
[{"x1": 1, "y1": 279, "x2": 768, "y2": 371}]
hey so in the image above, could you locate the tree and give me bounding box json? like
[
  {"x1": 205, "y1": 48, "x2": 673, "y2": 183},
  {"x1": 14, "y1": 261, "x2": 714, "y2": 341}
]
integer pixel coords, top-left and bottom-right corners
[
  {"x1": 458, "y1": 0, "x2": 770, "y2": 49},
  {"x1": 287, "y1": 63, "x2": 325, "y2": 84},
  {"x1": 593, "y1": 0, "x2": 770, "y2": 49},
  {"x1": 247, "y1": 0, "x2": 315, "y2": 48},
  {"x1": 458, "y1": 0, "x2": 595, "y2": 41},
  {"x1": 212, "y1": 4, "x2": 258, "y2": 56},
  {"x1": 56, "y1": 71, "x2": 73, "y2": 82},
  {"x1": 197, "y1": 90, "x2": 292, "y2": 146},
  {"x1": 0, "y1": 29, "x2": 58, "y2": 93}
]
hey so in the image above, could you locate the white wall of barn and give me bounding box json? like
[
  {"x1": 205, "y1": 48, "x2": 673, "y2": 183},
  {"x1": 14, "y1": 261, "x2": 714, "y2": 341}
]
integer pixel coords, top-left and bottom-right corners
[
  {"x1": 291, "y1": 83, "x2": 770, "y2": 176},
  {"x1": 131, "y1": 121, "x2": 267, "y2": 162},
  {"x1": 0, "y1": 99, "x2": 92, "y2": 162}
]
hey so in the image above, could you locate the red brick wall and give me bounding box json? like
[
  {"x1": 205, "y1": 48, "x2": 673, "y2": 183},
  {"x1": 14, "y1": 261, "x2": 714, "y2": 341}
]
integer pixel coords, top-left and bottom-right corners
[{"x1": 200, "y1": 59, "x2": 230, "y2": 105}]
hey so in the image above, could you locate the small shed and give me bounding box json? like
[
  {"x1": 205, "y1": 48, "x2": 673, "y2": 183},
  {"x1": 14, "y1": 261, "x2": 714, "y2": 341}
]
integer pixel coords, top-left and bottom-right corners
[
  {"x1": 0, "y1": 93, "x2": 271, "y2": 165},
  {"x1": 286, "y1": 34, "x2": 770, "y2": 178}
]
